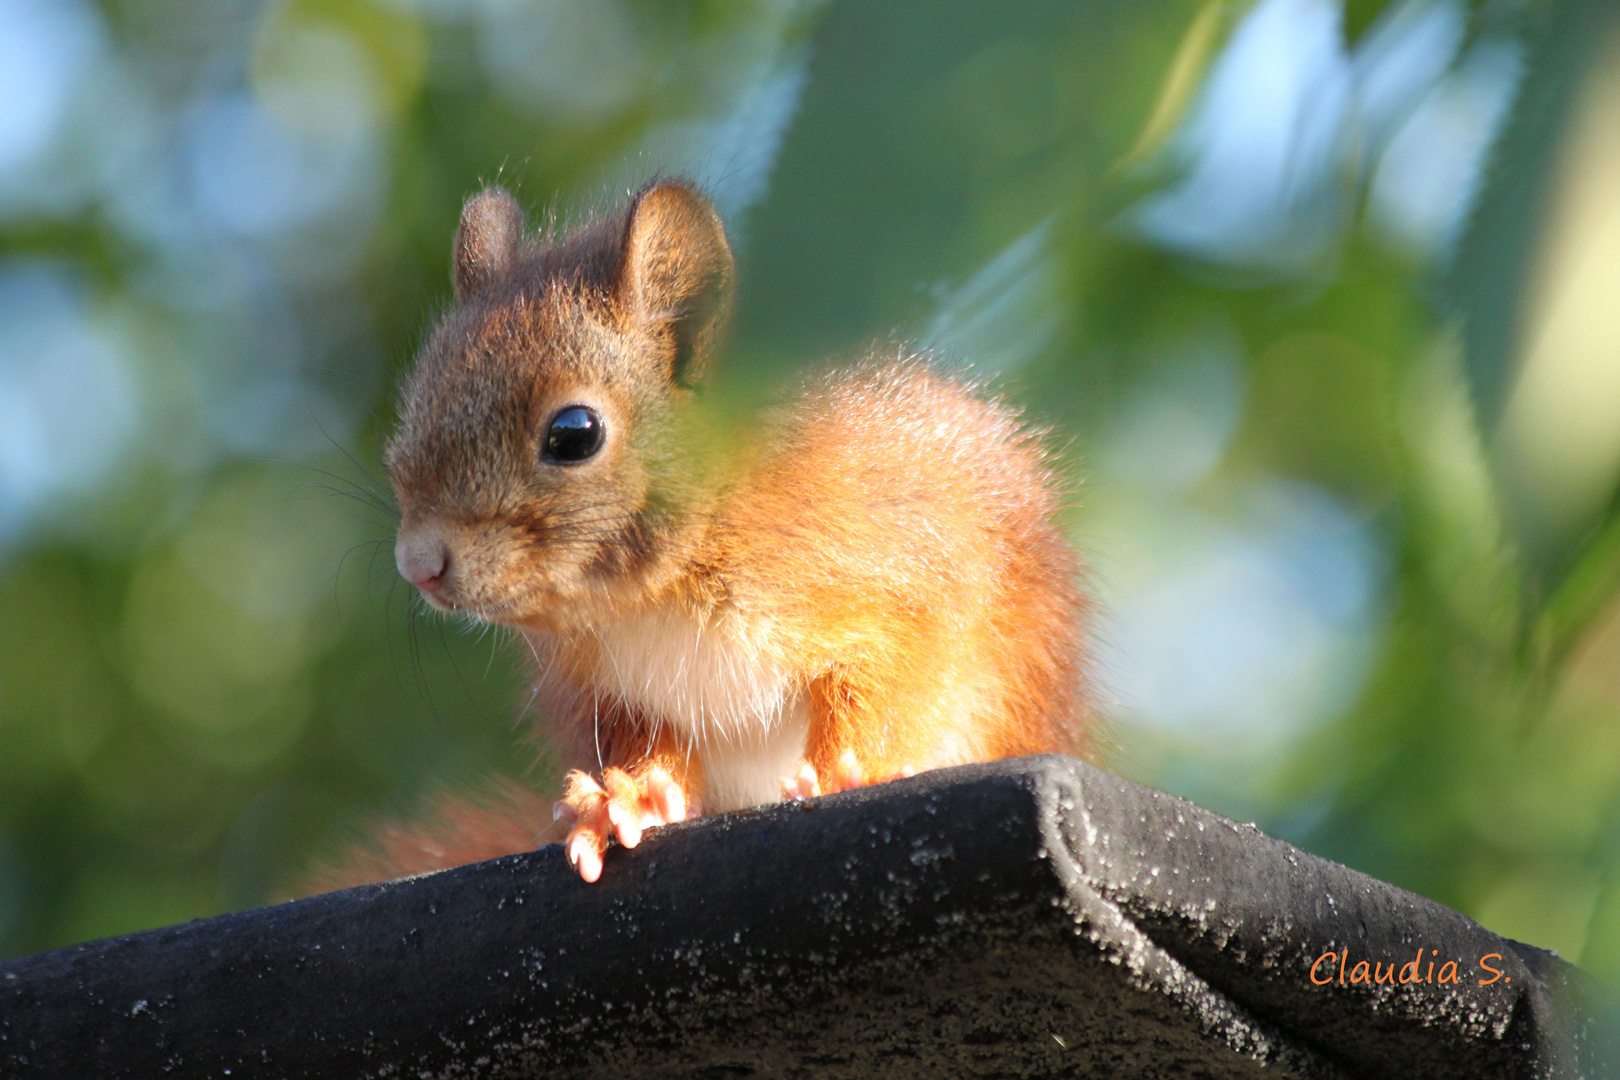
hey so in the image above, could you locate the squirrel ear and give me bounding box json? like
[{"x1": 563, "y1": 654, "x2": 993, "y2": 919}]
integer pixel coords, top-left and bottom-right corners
[
  {"x1": 453, "y1": 187, "x2": 524, "y2": 302},
  {"x1": 615, "y1": 181, "x2": 735, "y2": 387}
]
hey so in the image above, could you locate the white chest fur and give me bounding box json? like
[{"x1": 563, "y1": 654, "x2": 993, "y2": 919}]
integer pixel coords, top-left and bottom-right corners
[{"x1": 590, "y1": 604, "x2": 808, "y2": 813}]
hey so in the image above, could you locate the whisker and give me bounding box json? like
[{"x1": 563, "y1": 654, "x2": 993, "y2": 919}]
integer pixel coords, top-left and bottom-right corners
[
  {"x1": 254, "y1": 457, "x2": 398, "y2": 519},
  {"x1": 331, "y1": 536, "x2": 394, "y2": 616},
  {"x1": 289, "y1": 481, "x2": 396, "y2": 518},
  {"x1": 303, "y1": 399, "x2": 397, "y2": 509}
]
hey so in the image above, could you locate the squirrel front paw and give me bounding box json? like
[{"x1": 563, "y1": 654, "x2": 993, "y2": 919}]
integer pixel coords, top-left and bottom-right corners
[
  {"x1": 779, "y1": 750, "x2": 916, "y2": 800},
  {"x1": 555, "y1": 766, "x2": 690, "y2": 883}
]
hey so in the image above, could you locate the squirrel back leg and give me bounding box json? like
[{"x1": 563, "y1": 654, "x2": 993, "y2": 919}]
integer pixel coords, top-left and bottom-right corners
[{"x1": 779, "y1": 670, "x2": 933, "y2": 800}]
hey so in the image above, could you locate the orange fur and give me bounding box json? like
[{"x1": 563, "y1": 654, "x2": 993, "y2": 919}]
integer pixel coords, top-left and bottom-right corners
[
  {"x1": 304, "y1": 781, "x2": 560, "y2": 894},
  {"x1": 311, "y1": 180, "x2": 1094, "y2": 891}
]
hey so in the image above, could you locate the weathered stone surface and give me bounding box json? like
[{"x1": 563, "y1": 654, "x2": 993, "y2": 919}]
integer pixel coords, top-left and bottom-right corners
[{"x1": 0, "y1": 757, "x2": 1601, "y2": 1078}]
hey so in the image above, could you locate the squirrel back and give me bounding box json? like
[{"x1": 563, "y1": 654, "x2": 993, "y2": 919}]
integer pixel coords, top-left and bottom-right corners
[{"x1": 308, "y1": 181, "x2": 1094, "y2": 890}]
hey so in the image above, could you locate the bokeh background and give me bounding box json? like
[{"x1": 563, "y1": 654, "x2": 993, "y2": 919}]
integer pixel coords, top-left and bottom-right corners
[{"x1": 1, "y1": 0, "x2": 1618, "y2": 1020}]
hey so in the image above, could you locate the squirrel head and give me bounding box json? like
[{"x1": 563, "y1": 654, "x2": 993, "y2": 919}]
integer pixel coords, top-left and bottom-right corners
[{"x1": 386, "y1": 180, "x2": 735, "y2": 630}]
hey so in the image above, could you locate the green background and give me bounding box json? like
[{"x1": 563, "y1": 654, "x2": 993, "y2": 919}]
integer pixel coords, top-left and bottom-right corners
[{"x1": 1, "y1": 0, "x2": 1617, "y2": 1038}]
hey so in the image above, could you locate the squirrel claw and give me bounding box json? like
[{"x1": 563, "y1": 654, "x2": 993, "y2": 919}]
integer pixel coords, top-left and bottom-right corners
[
  {"x1": 567, "y1": 830, "x2": 604, "y2": 883},
  {"x1": 780, "y1": 752, "x2": 917, "y2": 802},
  {"x1": 833, "y1": 750, "x2": 864, "y2": 791},
  {"x1": 781, "y1": 763, "x2": 821, "y2": 801},
  {"x1": 558, "y1": 766, "x2": 690, "y2": 882}
]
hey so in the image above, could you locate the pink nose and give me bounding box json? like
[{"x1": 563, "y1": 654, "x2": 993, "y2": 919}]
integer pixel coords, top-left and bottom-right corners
[{"x1": 395, "y1": 529, "x2": 450, "y2": 590}]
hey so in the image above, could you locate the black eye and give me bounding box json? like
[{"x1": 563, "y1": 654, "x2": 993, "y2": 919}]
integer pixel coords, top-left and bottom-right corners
[{"x1": 544, "y1": 406, "x2": 605, "y2": 464}]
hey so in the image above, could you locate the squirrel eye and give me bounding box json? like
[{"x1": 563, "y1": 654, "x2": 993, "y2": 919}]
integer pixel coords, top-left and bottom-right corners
[{"x1": 544, "y1": 406, "x2": 605, "y2": 464}]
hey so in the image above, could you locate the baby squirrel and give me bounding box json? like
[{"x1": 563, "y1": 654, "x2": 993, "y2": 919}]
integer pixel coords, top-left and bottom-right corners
[{"x1": 324, "y1": 180, "x2": 1094, "y2": 887}]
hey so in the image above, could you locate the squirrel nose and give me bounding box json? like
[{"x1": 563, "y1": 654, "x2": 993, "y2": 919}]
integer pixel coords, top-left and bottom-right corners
[{"x1": 396, "y1": 529, "x2": 450, "y2": 590}]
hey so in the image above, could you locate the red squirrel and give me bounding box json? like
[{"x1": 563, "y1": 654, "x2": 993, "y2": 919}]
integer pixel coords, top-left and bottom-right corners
[{"x1": 314, "y1": 181, "x2": 1094, "y2": 888}]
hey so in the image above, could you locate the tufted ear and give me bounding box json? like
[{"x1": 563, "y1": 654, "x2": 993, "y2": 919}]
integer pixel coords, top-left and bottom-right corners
[
  {"x1": 614, "y1": 181, "x2": 735, "y2": 387},
  {"x1": 453, "y1": 187, "x2": 524, "y2": 302}
]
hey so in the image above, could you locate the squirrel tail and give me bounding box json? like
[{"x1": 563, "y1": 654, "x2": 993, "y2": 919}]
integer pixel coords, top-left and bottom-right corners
[{"x1": 293, "y1": 778, "x2": 562, "y2": 897}]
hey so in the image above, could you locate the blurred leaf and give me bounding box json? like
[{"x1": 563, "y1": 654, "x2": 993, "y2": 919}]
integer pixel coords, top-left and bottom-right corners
[
  {"x1": 1450, "y1": 0, "x2": 1585, "y2": 429},
  {"x1": 252, "y1": 0, "x2": 427, "y2": 126},
  {"x1": 1117, "y1": 0, "x2": 1230, "y2": 172},
  {"x1": 1531, "y1": 508, "x2": 1620, "y2": 671},
  {"x1": 1451, "y1": 0, "x2": 1616, "y2": 577}
]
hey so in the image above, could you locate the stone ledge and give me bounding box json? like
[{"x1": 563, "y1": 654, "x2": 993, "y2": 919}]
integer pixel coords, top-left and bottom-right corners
[{"x1": 0, "y1": 756, "x2": 1601, "y2": 1078}]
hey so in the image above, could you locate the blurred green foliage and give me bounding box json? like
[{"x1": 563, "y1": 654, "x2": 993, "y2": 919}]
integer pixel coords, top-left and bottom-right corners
[{"x1": 0, "y1": 8, "x2": 1618, "y2": 1050}]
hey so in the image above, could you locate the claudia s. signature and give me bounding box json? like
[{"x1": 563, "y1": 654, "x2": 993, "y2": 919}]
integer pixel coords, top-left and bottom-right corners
[{"x1": 1311, "y1": 948, "x2": 1512, "y2": 987}]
